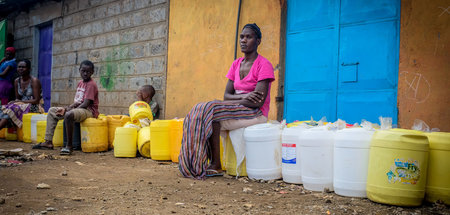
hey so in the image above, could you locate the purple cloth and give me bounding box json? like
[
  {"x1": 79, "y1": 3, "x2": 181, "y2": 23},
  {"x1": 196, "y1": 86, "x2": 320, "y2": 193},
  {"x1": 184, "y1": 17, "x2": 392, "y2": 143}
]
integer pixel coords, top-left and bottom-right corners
[{"x1": 0, "y1": 79, "x2": 13, "y2": 101}]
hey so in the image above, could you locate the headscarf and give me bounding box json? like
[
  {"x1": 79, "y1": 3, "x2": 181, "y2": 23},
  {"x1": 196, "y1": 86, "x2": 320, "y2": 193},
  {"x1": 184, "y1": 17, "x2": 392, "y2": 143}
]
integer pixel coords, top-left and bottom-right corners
[
  {"x1": 5, "y1": 47, "x2": 16, "y2": 55},
  {"x1": 243, "y1": 23, "x2": 262, "y2": 39}
]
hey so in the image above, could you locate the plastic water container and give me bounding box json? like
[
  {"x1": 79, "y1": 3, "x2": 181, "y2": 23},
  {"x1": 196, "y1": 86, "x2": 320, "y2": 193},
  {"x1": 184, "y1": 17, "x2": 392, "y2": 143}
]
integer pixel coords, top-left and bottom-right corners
[
  {"x1": 17, "y1": 126, "x2": 23, "y2": 141},
  {"x1": 22, "y1": 113, "x2": 38, "y2": 143},
  {"x1": 150, "y1": 120, "x2": 171, "y2": 160},
  {"x1": 31, "y1": 114, "x2": 47, "y2": 143},
  {"x1": 36, "y1": 121, "x2": 46, "y2": 143},
  {"x1": 63, "y1": 122, "x2": 81, "y2": 150},
  {"x1": 107, "y1": 115, "x2": 130, "y2": 149},
  {"x1": 138, "y1": 126, "x2": 151, "y2": 158},
  {"x1": 114, "y1": 127, "x2": 137, "y2": 157},
  {"x1": 0, "y1": 128, "x2": 5, "y2": 138},
  {"x1": 281, "y1": 127, "x2": 304, "y2": 184},
  {"x1": 367, "y1": 130, "x2": 429, "y2": 206},
  {"x1": 244, "y1": 123, "x2": 282, "y2": 180},
  {"x1": 169, "y1": 119, "x2": 183, "y2": 162},
  {"x1": 52, "y1": 120, "x2": 64, "y2": 147},
  {"x1": 425, "y1": 132, "x2": 450, "y2": 205},
  {"x1": 299, "y1": 126, "x2": 334, "y2": 192},
  {"x1": 225, "y1": 134, "x2": 247, "y2": 176},
  {"x1": 80, "y1": 118, "x2": 108, "y2": 152},
  {"x1": 334, "y1": 128, "x2": 374, "y2": 197},
  {"x1": 5, "y1": 127, "x2": 17, "y2": 141},
  {"x1": 129, "y1": 101, "x2": 152, "y2": 124}
]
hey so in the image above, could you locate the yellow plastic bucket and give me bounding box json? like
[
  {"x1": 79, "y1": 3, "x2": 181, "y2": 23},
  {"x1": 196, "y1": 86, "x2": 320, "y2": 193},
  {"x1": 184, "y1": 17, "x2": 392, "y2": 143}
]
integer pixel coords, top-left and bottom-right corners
[
  {"x1": 425, "y1": 132, "x2": 450, "y2": 205},
  {"x1": 0, "y1": 128, "x2": 5, "y2": 139},
  {"x1": 107, "y1": 115, "x2": 131, "y2": 149},
  {"x1": 169, "y1": 119, "x2": 183, "y2": 162},
  {"x1": 225, "y1": 134, "x2": 247, "y2": 176},
  {"x1": 17, "y1": 126, "x2": 23, "y2": 141},
  {"x1": 114, "y1": 127, "x2": 137, "y2": 157},
  {"x1": 367, "y1": 130, "x2": 429, "y2": 206},
  {"x1": 5, "y1": 127, "x2": 17, "y2": 141},
  {"x1": 138, "y1": 126, "x2": 151, "y2": 158},
  {"x1": 81, "y1": 118, "x2": 109, "y2": 152},
  {"x1": 22, "y1": 113, "x2": 38, "y2": 143},
  {"x1": 129, "y1": 101, "x2": 152, "y2": 124},
  {"x1": 36, "y1": 120, "x2": 47, "y2": 143},
  {"x1": 52, "y1": 120, "x2": 64, "y2": 147},
  {"x1": 150, "y1": 120, "x2": 171, "y2": 160}
]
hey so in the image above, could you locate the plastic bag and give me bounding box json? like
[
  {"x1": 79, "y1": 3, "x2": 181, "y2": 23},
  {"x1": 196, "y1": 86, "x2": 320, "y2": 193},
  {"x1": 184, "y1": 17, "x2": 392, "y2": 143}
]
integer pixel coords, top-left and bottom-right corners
[
  {"x1": 379, "y1": 116, "x2": 392, "y2": 130},
  {"x1": 361, "y1": 119, "x2": 377, "y2": 131},
  {"x1": 411, "y1": 119, "x2": 440, "y2": 132}
]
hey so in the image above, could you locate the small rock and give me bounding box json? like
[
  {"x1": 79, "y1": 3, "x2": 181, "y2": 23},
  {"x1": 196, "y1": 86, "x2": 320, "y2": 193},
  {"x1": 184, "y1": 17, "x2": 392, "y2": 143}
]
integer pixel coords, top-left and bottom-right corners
[
  {"x1": 46, "y1": 207, "x2": 57, "y2": 211},
  {"x1": 37, "y1": 183, "x2": 51, "y2": 189},
  {"x1": 267, "y1": 180, "x2": 275, "y2": 184},
  {"x1": 171, "y1": 211, "x2": 176, "y2": 214},
  {"x1": 195, "y1": 204, "x2": 207, "y2": 209},
  {"x1": 325, "y1": 199, "x2": 332, "y2": 203},
  {"x1": 0, "y1": 198, "x2": 5, "y2": 204},
  {"x1": 16, "y1": 203, "x2": 22, "y2": 207},
  {"x1": 175, "y1": 202, "x2": 185, "y2": 206},
  {"x1": 75, "y1": 161, "x2": 84, "y2": 166},
  {"x1": 242, "y1": 187, "x2": 253, "y2": 193},
  {"x1": 45, "y1": 203, "x2": 51, "y2": 207},
  {"x1": 27, "y1": 210, "x2": 35, "y2": 215},
  {"x1": 40, "y1": 211, "x2": 47, "y2": 214},
  {"x1": 276, "y1": 180, "x2": 283, "y2": 184},
  {"x1": 61, "y1": 171, "x2": 67, "y2": 176},
  {"x1": 323, "y1": 187, "x2": 332, "y2": 193},
  {"x1": 243, "y1": 203, "x2": 253, "y2": 209},
  {"x1": 72, "y1": 197, "x2": 84, "y2": 201},
  {"x1": 6, "y1": 192, "x2": 14, "y2": 196},
  {"x1": 266, "y1": 205, "x2": 274, "y2": 209}
]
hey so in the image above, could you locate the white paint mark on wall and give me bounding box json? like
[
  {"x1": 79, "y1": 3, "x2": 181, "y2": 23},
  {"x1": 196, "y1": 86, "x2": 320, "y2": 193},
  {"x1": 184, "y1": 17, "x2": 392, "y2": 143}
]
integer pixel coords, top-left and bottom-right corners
[
  {"x1": 438, "y1": 6, "x2": 450, "y2": 17},
  {"x1": 400, "y1": 71, "x2": 431, "y2": 103}
]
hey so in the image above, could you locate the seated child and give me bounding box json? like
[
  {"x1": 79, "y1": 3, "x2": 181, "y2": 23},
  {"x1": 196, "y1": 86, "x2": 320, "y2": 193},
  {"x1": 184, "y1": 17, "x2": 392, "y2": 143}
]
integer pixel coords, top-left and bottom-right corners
[
  {"x1": 33, "y1": 60, "x2": 99, "y2": 155},
  {"x1": 136, "y1": 85, "x2": 159, "y2": 119}
]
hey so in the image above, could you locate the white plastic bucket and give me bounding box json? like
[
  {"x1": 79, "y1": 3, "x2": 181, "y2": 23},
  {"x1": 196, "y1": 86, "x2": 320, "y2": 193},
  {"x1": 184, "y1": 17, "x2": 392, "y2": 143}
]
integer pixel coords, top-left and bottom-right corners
[
  {"x1": 31, "y1": 114, "x2": 48, "y2": 143},
  {"x1": 244, "y1": 123, "x2": 282, "y2": 180},
  {"x1": 334, "y1": 128, "x2": 374, "y2": 197},
  {"x1": 281, "y1": 127, "x2": 304, "y2": 184},
  {"x1": 299, "y1": 126, "x2": 334, "y2": 191}
]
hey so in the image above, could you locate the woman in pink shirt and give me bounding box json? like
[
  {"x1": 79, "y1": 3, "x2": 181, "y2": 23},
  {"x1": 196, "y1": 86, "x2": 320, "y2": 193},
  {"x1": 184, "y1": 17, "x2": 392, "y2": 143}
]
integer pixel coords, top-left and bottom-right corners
[{"x1": 179, "y1": 23, "x2": 275, "y2": 179}]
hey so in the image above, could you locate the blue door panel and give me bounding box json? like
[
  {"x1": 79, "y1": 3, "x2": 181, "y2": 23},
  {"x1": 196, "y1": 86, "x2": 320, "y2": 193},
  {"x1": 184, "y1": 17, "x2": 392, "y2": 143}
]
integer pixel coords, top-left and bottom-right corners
[
  {"x1": 337, "y1": 91, "x2": 397, "y2": 124},
  {"x1": 287, "y1": 0, "x2": 336, "y2": 32},
  {"x1": 285, "y1": 91, "x2": 336, "y2": 123},
  {"x1": 338, "y1": 21, "x2": 398, "y2": 90},
  {"x1": 38, "y1": 25, "x2": 53, "y2": 111},
  {"x1": 286, "y1": 29, "x2": 336, "y2": 91},
  {"x1": 340, "y1": 0, "x2": 399, "y2": 24}
]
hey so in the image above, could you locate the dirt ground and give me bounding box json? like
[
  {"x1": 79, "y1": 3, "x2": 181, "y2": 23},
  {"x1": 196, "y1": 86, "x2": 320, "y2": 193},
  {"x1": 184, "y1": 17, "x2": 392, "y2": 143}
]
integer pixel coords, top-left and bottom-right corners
[{"x1": 0, "y1": 140, "x2": 449, "y2": 215}]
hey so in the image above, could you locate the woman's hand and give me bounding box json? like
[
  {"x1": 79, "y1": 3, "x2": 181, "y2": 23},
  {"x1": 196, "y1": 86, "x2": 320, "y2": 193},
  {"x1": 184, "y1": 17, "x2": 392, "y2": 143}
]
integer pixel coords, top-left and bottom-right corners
[{"x1": 243, "y1": 91, "x2": 264, "y2": 103}]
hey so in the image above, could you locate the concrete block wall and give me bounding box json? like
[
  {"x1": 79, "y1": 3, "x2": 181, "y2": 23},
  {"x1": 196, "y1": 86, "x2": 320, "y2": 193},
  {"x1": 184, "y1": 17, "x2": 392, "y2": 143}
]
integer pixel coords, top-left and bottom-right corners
[
  {"x1": 11, "y1": 0, "x2": 168, "y2": 117},
  {"x1": 52, "y1": 0, "x2": 168, "y2": 116}
]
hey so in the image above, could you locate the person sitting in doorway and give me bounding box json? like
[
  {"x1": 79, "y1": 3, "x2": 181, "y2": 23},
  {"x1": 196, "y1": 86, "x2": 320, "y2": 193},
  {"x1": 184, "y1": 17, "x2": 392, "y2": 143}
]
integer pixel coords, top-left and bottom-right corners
[
  {"x1": 0, "y1": 59, "x2": 43, "y2": 130},
  {"x1": 0, "y1": 47, "x2": 18, "y2": 105},
  {"x1": 32, "y1": 60, "x2": 99, "y2": 156},
  {"x1": 178, "y1": 23, "x2": 275, "y2": 179},
  {"x1": 136, "y1": 85, "x2": 159, "y2": 119}
]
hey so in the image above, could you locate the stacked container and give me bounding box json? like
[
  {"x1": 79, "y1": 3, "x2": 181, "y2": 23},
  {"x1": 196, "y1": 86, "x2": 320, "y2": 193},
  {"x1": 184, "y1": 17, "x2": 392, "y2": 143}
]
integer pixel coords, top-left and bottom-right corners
[
  {"x1": 334, "y1": 128, "x2": 374, "y2": 197},
  {"x1": 114, "y1": 127, "x2": 137, "y2": 157},
  {"x1": 107, "y1": 115, "x2": 130, "y2": 149},
  {"x1": 299, "y1": 127, "x2": 334, "y2": 191},
  {"x1": 244, "y1": 123, "x2": 282, "y2": 180}
]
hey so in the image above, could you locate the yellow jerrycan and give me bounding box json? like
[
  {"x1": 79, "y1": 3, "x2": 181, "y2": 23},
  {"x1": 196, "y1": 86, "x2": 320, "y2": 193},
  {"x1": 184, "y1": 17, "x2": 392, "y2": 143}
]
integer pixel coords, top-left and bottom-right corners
[
  {"x1": 367, "y1": 130, "x2": 429, "y2": 206},
  {"x1": 36, "y1": 120, "x2": 47, "y2": 143},
  {"x1": 425, "y1": 132, "x2": 450, "y2": 205},
  {"x1": 22, "y1": 113, "x2": 38, "y2": 143},
  {"x1": 138, "y1": 126, "x2": 151, "y2": 158},
  {"x1": 169, "y1": 119, "x2": 183, "y2": 162},
  {"x1": 129, "y1": 101, "x2": 152, "y2": 124},
  {"x1": 224, "y1": 133, "x2": 247, "y2": 176},
  {"x1": 0, "y1": 128, "x2": 5, "y2": 139},
  {"x1": 81, "y1": 117, "x2": 109, "y2": 152},
  {"x1": 17, "y1": 126, "x2": 24, "y2": 141},
  {"x1": 5, "y1": 127, "x2": 17, "y2": 141},
  {"x1": 107, "y1": 115, "x2": 131, "y2": 149},
  {"x1": 114, "y1": 127, "x2": 137, "y2": 157},
  {"x1": 52, "y1": 120, "x2": 64, "y2": 147},
  {"x1": 150, "y1": 120, "x2": 171, "y2": 160}
]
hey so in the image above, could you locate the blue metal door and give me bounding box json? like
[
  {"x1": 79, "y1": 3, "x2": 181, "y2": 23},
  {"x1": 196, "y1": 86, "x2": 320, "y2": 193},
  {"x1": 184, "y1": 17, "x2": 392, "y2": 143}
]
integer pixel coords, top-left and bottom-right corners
[
  {"x1": 38, "y1": 24, "x2": 53, "y2": 111},
  {"x1": 285, "y1": 0, "x2": 400, "y2": 124}
]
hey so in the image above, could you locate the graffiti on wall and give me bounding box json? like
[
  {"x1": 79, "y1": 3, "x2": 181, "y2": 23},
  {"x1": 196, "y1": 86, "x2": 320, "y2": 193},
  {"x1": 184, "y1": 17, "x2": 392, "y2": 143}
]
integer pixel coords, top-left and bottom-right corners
[
  {"x1": 100, "y1": 43, "x2": 128, "y2": 91},
  {"x1": 399, "y1": 71, "x2": 431, "y2": 103}
]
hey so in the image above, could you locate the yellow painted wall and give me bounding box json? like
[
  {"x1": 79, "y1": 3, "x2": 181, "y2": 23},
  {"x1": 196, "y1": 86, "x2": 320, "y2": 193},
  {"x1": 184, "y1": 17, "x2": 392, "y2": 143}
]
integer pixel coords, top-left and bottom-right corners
[{"x1": 166, "y1": 0, "x2": 281, "y2": 120}]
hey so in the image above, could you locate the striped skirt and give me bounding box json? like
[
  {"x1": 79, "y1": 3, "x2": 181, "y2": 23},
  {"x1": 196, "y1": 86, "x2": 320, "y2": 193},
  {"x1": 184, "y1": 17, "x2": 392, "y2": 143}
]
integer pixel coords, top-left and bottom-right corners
[{"x1": 178, "y1": 100, "x2": 262, "y2": 179}]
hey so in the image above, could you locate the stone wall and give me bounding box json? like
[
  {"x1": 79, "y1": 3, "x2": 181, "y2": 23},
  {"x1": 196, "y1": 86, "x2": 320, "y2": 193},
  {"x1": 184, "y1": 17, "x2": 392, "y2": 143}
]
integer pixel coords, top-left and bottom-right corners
[{"x1": 12, "y1": 0, "x2": 168, "y2": 117}]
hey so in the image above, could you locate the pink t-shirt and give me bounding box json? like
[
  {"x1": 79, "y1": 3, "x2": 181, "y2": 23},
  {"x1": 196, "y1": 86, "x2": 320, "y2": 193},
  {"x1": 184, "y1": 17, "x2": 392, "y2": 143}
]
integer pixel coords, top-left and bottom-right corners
[
  {"x1": 74, "y1": 79, "x2": 99, "y2": 118},
  {"x1": 226, "y1": 55, "x2": 275, "y2": 117}
]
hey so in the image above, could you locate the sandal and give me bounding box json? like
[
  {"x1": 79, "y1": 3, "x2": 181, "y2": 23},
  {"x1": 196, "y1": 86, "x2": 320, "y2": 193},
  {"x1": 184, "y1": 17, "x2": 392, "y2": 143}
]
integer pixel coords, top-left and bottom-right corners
[
  {"x1": 32, "y1": 142, "x2": 54, "y2": 150},
  {"x1": 60, "y1": 147, "x2": 72, "y2": 155},
  {"x1": 206, "y1": 169, "x2": 224, "y2": 177}
]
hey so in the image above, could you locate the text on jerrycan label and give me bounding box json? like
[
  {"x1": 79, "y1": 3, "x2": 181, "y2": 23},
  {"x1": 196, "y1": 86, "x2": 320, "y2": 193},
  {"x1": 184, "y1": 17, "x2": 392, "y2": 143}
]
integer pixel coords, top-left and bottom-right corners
[{"x1": 282, "y1": 143, "x2": 296, "y2": 164}]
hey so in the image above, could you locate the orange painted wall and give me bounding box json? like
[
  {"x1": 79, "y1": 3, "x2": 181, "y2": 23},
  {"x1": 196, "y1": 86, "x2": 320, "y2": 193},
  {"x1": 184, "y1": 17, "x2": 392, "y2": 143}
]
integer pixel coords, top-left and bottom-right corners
[
  {"x1": 398, "y1": 0, "x2": 450, "y2": 131},
  {"x1": 166, "y1": 0, "x2": 281, "y2": 120}
]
